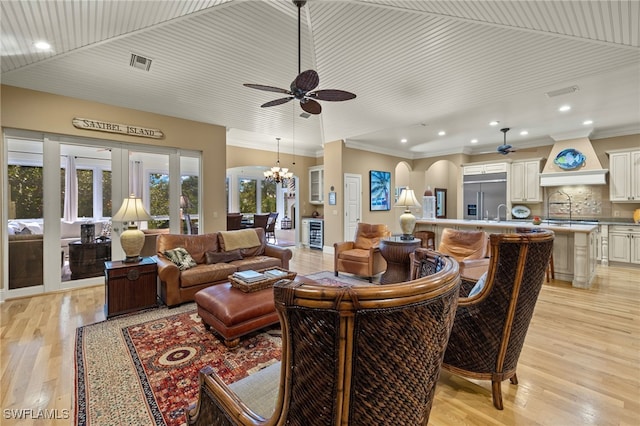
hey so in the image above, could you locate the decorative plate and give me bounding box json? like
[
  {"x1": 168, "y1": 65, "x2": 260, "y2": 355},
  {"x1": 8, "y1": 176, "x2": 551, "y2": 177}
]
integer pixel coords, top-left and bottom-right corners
[
  {"x1": 512, "y1": 205, "x2": 531, "y2": 219},
  {"x1": 554, "y1": 148, "x2": 586, "y2": 170}
]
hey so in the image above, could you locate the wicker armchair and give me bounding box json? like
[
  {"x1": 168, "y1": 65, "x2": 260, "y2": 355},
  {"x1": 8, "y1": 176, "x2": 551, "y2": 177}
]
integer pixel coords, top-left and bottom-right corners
[
  {"x1": 334, "y1": 223, "x2": 391, "y2": 282},
  {"x1": 187, "y1": 253, "x2": 461, "y2": 425},
  {"x1": 440, "y1": 230, "x2": 554, "y2": 410}
]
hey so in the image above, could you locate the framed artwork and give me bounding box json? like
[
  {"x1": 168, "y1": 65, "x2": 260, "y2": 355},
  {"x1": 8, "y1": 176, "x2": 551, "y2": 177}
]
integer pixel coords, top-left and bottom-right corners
[
  {"x1": 369, "y1": 170, "x2": 391, "y2": 211},
  {"x1": 435, "y1": 188, "x2": 447, "y2": 218},
  {"x1": 394, "y1": 186, "x2": 406, "y2": 203}
]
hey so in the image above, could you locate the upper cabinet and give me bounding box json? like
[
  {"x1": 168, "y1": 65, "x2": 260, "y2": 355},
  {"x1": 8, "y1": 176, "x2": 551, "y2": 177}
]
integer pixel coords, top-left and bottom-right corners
[
  {"x1": 463, "y1": 162, "x2": 508, "y2": 175},
  {"x1": 511, "y1": 159, "x2": 543, "y2": 203},
  {"x1": 309, "y1": 165, "x2": 324, "y2": 205},
  {"x1": 608, "y1": 149, "x2": 640, "y2": 202}
]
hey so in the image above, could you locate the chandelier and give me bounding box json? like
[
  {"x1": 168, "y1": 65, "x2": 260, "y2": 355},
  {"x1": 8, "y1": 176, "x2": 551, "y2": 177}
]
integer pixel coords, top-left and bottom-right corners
[{"x1": 264, "y1": 137, "x2": 293, "y2": 184}]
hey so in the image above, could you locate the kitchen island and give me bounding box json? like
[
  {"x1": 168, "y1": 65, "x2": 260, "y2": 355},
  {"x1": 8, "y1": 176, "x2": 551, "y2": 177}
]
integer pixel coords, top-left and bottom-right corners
[{"x1": 415, "y1": 218, "x2": 598, "y2": 289}]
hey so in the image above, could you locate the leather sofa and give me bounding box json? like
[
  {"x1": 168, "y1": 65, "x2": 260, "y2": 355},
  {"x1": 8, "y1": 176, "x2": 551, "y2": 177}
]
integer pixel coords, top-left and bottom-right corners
[{"x1": 156, "y1": 228, "x2": 292, "y2": 307}]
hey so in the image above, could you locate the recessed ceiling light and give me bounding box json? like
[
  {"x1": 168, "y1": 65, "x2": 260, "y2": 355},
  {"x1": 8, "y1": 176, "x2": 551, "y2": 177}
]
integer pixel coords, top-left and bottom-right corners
[
  {"x1": 520, "y1": 130, "x2": 528, "y2": 136},
  {"x1": 583, "y1": 120, "x2": 593, "y2": 125},
  {"x1": 470, "y1": 139, "x2": 478, "y2": 144},
  {"x1": 33, "y1": 41, "x2": 51, "y2": 50},
  {"x1": 400, "y1": 138, "x2": 407, "y2": 143},
  {"x1": 559, "y1": 105, "x2": 571, "y2": 112},
  {"x1": 489, "y1": 121, "x2": 499, "y2": 126},
  {"x1": 438, "y1": 131, "x2": 446, "y2": 136}
]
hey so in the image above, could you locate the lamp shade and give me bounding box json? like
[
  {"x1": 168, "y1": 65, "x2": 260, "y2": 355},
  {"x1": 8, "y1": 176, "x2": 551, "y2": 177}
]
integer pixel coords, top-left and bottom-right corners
[
  {"x1": 112, "y1": 194, "x2": 152, "y2": 263},
  {"x1": 396, "y1": 188, "x2": 421, "y2": 240},
  {"x1": 396, "y1": 188, "x2": 421, "y2": 208},
  {"x1": 112, "y1": 194, "x2": 152, "y2": 222}
]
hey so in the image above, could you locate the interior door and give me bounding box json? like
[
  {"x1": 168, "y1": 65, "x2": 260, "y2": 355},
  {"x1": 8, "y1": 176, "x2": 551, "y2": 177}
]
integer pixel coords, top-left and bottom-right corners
[{"x1": 344, "y1": 174, "x2": 361, "y2": 241}]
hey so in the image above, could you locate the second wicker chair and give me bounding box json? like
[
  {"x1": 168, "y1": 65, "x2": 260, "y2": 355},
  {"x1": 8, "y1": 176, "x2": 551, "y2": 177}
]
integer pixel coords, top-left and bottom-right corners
[{"x1": 438, "y1": 229, "x2": 554, "y2": 409}]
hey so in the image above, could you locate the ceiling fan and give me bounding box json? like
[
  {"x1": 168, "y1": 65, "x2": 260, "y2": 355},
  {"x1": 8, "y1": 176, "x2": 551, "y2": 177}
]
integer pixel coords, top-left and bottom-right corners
[
  {"x1": 497, "y1": 127, "x2": 516, "y2": 155},
  {"x1": 243, "y1": 0, "x2": 356, "y2": 115}
]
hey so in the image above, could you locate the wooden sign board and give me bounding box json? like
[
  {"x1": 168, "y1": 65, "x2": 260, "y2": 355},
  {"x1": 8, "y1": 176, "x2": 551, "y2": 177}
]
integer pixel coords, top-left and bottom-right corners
[{"x1": 72, "y1": 117, "x2": 164, "y2": 139}]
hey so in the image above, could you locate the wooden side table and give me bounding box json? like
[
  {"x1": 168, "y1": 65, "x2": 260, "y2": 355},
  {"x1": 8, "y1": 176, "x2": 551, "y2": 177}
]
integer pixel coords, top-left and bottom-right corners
[
  {"x1": 69, "y1": 239, "x2": 111, "y2": 279},
  {"x1": 104, "y1": 257, "x2": 158, "y2": 318},
  {"x1": 379, "y1": 236, "x2": 421, "y2": 284}
]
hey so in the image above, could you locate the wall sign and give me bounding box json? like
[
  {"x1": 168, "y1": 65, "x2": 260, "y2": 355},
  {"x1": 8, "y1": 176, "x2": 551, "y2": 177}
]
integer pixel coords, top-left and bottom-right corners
[{"x1": 72, "y1": 117, "x2": 164, "y2": 139}]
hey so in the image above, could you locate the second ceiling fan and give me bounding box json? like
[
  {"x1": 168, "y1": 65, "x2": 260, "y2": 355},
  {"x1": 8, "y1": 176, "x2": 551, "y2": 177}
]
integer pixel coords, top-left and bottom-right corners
[{"x1": 243, "y1": 0, "x2": 356, "y2": 115}]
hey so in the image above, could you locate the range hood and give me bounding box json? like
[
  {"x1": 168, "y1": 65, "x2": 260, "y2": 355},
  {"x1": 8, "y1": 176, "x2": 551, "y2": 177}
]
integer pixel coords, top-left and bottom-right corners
[{"x1": 540, "y1": 132, "x2": 608, "y2": 186}]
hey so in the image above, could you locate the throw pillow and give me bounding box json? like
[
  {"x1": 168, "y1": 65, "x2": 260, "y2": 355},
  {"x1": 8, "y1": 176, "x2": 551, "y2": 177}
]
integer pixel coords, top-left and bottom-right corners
[
  {"x1": 205, "y1": 249, "x2": 243, "y2": 264},
  {"x1": 164, "y1": 247, "x2": 197, "y2": 271},
  {"x1": 468, "y1": 271, "x2": 488, "y2": 297}
]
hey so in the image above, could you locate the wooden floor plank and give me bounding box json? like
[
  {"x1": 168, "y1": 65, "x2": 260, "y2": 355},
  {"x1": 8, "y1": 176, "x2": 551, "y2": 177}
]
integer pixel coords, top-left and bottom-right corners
[{"x1": 1, "y1": 247, "x2": 639, "y2": 425}]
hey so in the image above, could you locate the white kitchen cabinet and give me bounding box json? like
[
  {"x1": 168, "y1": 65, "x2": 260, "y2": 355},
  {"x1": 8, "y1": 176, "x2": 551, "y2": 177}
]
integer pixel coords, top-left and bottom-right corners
[
  {"x1": 510, "y1": 159, "x2": 542, "y2": 202},
  {"x1": 609, "y1": 225, "x2": 640, "y2": 264},
  {"x1": 309, "y1": 166, "x2": 324, "y2": 205},
  {"x1": 608, "y1": 149, "x2": 640, "y2": 202},
  {"x1": 463, "y1": 162, "x2": 508, "y2": 175}
]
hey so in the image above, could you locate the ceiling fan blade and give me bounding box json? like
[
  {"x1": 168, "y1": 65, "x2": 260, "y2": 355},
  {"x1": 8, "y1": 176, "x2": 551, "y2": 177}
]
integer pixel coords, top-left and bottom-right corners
[
  {"x1": 261, "y1": 97, "x2": 294, "y2": 108},
  {"x1": 293, "y1": 70, "x2": 319, "y2": 92},
  {"x1": 244, "y1": 83, "x2": 291, "y2": 95},
  {"x1": 308, "y1": 89, "x2": 357, "y2": 102},
  {"x1": 301, "y1": 99, "x2": 321, "y2": 115}
]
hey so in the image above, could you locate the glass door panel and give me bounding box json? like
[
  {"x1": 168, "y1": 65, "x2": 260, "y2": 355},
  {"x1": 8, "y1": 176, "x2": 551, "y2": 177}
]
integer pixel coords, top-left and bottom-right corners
[
  {"x1": 60, "y1": 143, "x2": 112, "y2": 282},
  {"x1": 7, "y1": 138, "x2": 44, "y2": 290}
]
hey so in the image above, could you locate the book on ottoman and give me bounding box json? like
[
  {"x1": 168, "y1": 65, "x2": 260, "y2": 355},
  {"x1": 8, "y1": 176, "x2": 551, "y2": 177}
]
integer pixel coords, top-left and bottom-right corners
[{"x1": 232, "y1": 270, "x2": 265, "y2": 283}]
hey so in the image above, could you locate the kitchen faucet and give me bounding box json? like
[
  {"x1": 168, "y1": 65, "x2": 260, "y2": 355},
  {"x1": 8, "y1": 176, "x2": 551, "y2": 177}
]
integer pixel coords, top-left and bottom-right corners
[{"x1": 497, "y1": 204, "x2": 507, "y2": 222}]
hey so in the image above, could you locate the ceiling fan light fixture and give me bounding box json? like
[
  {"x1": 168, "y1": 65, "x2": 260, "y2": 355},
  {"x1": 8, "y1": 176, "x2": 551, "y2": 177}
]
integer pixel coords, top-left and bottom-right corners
[
  {"x1": 243, "y1": 0, "x2": 355, "y2": 115},
  {"x1": 496, "y1": 127, "x2": 516, "y2": 155}
]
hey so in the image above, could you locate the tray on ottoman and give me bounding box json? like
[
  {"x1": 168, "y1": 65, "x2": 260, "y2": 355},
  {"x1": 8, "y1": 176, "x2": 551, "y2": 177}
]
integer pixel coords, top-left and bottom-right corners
[{"x1": 229, "y1": 267, "x2": 297, "y2": 293}]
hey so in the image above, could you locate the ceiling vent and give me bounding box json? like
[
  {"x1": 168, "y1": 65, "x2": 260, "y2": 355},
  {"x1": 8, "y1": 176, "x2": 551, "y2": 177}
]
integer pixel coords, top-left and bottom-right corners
[
  {"x1": 299, "y1": 112, "x2": 311, "y2": 119},
  {"x1": 129, "y1": 53, "x2": 152, "y2": 71},
  {"x1": 545, "y1": 85, "x2": 579, "y2": 98}
]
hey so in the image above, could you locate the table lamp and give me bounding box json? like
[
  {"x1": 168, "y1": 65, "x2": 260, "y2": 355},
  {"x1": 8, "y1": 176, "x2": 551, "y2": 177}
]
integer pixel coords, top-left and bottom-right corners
[
  {"x1": 396, "y1": 187, "x2": 422, "y2": 240},
  {"x1": 112, "y1": 194, "x2": 152, "y2": 262}
]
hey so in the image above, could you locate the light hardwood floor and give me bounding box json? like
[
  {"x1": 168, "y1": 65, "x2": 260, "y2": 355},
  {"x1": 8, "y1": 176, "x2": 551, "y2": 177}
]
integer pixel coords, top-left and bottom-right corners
[{"x1": 1, "y1": 247, "x2": 639, "y2": 425}]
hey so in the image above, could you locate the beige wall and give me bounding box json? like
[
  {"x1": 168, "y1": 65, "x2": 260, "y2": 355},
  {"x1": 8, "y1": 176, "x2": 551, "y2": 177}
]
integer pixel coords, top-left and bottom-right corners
[
  {"x1": 323, "y1": 140, "x2": 344, "y2": 246},
  {"x1": 1, "y1": 85, "x2": 228, "y2": 230}
]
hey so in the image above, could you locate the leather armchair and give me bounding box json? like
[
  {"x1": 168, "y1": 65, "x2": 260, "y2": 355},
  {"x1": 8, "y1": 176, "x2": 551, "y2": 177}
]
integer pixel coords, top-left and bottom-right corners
[
  {"x1": 438, "y1": 228, "x2": 490, "y2": 281},
  {"x1": 334, "y1": 223, "x2": 390, "y2": 282}
]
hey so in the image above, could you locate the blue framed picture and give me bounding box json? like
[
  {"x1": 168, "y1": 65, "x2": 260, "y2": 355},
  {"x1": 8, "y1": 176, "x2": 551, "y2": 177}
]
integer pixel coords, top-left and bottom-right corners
[{"x1": 370, "y1": 170, "x2": 391, "y2": 211}]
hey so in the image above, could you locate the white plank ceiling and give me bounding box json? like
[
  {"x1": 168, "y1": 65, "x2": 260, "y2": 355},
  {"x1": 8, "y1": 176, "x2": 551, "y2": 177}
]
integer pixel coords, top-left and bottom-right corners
[{"x1": 1, "y1": 0, "x2": 639, "y2": 158}]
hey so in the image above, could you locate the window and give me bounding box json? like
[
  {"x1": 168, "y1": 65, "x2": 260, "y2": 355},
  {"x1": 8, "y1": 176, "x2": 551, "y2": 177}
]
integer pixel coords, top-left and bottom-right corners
[
  {"x1": 239, "y1": 178, "x2": 257, "y2": 213},
  {"x1": 261, "y1": 180, "x2": 276, "y2": 213},
  {"x1": 60, "y1": 168, "x2": 94, "y2": 217},
  {"x1": 149, "y1": 172, "x2": 169, "y2": 229},
  {"x1": 8, "y1": 165, "x2": 43, "y2": 219},
  {"x1": 102, "y1": 170, "x2": 112, "y2": 217}
]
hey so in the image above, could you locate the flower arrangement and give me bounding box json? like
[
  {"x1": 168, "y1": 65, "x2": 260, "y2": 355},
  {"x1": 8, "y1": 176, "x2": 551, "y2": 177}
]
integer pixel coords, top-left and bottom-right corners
[{"x1": 532, "y1": 216, "x2": 542, "y2": 225}]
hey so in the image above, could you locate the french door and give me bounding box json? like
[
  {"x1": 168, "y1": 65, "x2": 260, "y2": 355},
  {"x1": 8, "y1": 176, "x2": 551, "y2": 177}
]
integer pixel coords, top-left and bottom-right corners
[{"x1": 2, "y1": 129, "x2": 200, "y2": 300}]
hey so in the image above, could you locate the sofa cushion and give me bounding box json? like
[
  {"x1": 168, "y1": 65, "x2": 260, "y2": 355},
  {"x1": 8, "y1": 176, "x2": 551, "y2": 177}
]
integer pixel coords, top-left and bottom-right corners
[
  {"x1": 230, "y1": 256, "x2": 282, "y2": 271},
  {"x1": 338, "y1": 248, "x2": 371, "y2": 263},
  {"x1": 219, "y1": 228, "x2": 266, "y2": 258},
  {"x1": 157, "y1": 233, "x2": 219, "y2": 264},
  {"x1": 180, "y1": 263, "x2": 237, "y2": 288},
  {"x1": 164, "y1": 247, "x2": 197, "y2": 271},
  {"x1": 206, "y1": 249, "x2": 243, "y2": 264}
]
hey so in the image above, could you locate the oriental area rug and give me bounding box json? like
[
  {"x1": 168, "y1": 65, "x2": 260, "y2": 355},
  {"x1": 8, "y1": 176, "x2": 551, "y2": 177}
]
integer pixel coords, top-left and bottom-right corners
[{"x1": 74, "y1": 303, "x2": 281, "y2": 426}]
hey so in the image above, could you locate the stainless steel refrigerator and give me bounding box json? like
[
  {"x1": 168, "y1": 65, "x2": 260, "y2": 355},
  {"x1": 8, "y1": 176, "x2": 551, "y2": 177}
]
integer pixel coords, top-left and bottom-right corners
[{"x1": 463, "y1": 172, "x2": 507, "y2": 220}]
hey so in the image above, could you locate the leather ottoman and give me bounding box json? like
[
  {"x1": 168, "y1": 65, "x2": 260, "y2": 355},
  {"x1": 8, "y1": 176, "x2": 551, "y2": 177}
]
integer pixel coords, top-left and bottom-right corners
[{"x1": 195, "y1": 282, "x2": 279, "y2": 348}]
